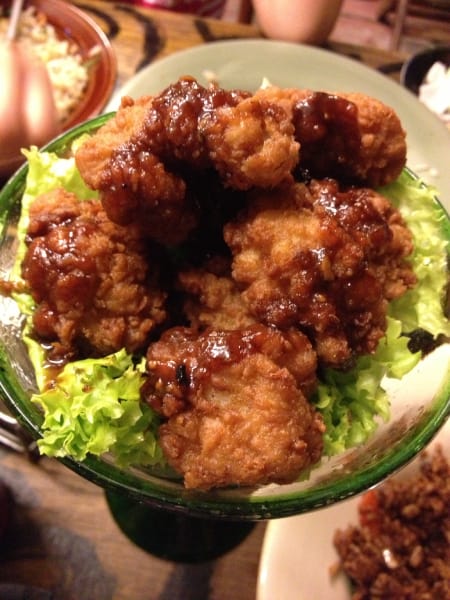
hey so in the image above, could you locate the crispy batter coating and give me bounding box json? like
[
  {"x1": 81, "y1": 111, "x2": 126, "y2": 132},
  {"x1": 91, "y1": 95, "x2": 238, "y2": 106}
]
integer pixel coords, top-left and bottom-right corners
[
  {"x1": 341, "y1": 91, "x2": 407, "y2": 186},
  {"x1": 21, "y1": 189, "x2": 167, "y2": 362},
  {"x1": 75, "y1": 78, "x2": 254, "y2": 243},
  {"x1": 178, "y1": 261, "x2": 256, "y2": 331},
  {"x1": 255, "y1": 86, "x2": 407, "y2": 186},
  {"x1": 201, "y1": 92, "x2": 299, "y2": 189},
  {"x1": 75, "y1": 79, "x2": 405, "y2": 250},
  {"x1": 142, "y1": 325, "x2": 322, "y2": 490},
  {"x1": 75, "y1": 94, "x2": 195, "y2": 245},
  {"x1": 224, "y1": 179, "x2": 416, "y2": 367},
  {"x1": 73, "y1": 94, "x2": 152, "y2": 191}
]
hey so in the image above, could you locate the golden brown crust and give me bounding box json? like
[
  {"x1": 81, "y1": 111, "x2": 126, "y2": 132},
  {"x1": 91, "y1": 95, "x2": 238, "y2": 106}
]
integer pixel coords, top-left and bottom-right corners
[
  {"x1": 160, "y1": 353, "x2": 324, "y2": 490},
  {"x1": 22, "y1": 188, "x2": 167, "y2": 361},
  {"x1": 340, "y1": 91, "x2": 407, "y2": 186},
  {"x1": 256, "y1": 86, "x2": 407, "y2": 186},
  {"x1": 224, "y1": 179, "x2": 416, "y2": 367},
  {"x1": 143, "y1": 325, "x2": 322, "y2": 490}
]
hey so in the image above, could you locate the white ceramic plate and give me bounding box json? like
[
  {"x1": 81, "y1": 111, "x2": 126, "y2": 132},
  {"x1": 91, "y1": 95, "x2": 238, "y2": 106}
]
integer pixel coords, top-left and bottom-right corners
[
  {"x1": 257, "y1": 415, "x2": 450, "y2": 600},
  {"x1": 104, "y1": 39, "x2": 450, "y2": 205}
]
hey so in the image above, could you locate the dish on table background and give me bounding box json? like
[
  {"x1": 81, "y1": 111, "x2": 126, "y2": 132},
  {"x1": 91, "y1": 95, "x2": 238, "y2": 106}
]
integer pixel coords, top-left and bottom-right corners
[
  {"x1": 400, "y1": 45, "x2": 450, "y2": 128},
  {"x1": 31, "y1": 0, "x2": 117, "y2": 129},
  {"x1": 0, "y1": 40, "x2": 449, "y2": 520},
  {"x1": 0, "y1": 0, "x2": 116, "y2": 178},
  {"x1": 256, "y1": 417, "x2": 450, "y2": 600},
  {"x1": 401, "y1": 45, "x2": 450, "y2": 96}
]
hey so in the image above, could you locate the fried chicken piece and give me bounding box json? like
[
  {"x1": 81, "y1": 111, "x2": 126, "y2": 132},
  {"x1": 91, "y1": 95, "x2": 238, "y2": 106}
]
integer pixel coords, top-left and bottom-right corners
[
  {"x1": 75, "y1": 78, "x2": 299, "y2": 241},
  {"x1": 75, "y1": 78, "x2": 248, "y2": 243},
  {"x1": 178, "y1": 262, "x2": 256, "y2": 331},
  {"x1": 224, "y1": 179, "x2": 416, "y2": 368},
  {"x1": 255, "y1": 86, "x2": 406, "y2": 186},
  {"x1": 74, "y1": 94, "x2": 152, "y2": 191},
  {"x1": 142, "y1": 325, "x2": 322, "y2": 490},
  {"x1": 179, "y1": 266, "x2": 322, "y2": 394},
  {"x1": 21, "y1": 189, "x2": 167, "y2": 363},
  {"x1": 201, "y1": 92, "x2": 299, "y2": 189},
  {"x1": 340, "y1": 91, "x2": 407, "y2": 186},
  {"x1": 75, "y1": 95, "x2": 195, "y2": 245}
]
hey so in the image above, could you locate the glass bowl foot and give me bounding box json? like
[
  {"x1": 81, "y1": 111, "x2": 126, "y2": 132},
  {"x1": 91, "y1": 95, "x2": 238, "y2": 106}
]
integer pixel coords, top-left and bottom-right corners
[{"x1": 105, "y1": 489, "x2": 256, "y2": 563}]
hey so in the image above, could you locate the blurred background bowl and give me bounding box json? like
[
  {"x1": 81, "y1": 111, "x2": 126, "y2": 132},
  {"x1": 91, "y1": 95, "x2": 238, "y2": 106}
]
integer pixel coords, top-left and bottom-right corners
[
  {"x1": 32, "y1": 0, "x2": 117, "y2": 129},
  {"x1": 0, "y1": 0, "x2": 116, "y2": 180},
  {"x1": 400, "y1": 44, "x2": 450, "y2": 95}
]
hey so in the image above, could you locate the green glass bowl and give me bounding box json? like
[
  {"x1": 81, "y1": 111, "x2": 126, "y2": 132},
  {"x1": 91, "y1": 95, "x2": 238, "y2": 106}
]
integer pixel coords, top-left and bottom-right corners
[{"x1": 0, "y1": 115, "x2": 449, "y2": 521}]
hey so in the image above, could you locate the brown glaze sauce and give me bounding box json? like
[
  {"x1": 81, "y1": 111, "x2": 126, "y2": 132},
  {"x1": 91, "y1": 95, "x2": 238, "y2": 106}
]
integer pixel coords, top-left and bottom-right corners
[
  {"x1": 310, "y1": 179, "x2": 391, "y2": 249},
  {"x1": 113, "y1": 77, "x2": 249, "y2": 173},
  {"x1": 143, "y1": 324, "x2": 282, "y2": 415},
  {"x1": 293, "y1": 92, "x2": 361, "y2": 181}
]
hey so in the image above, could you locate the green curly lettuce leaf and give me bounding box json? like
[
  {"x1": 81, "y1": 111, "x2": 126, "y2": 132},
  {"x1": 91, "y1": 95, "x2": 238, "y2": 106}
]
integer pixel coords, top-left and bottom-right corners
[
  {"x1": 32, "y1": 350, "x2": 165, "y2": 468},
  {"x1": 381, "y1": 170, "x2": 450, "y2": 337},
  {"x1": 313, "y1": 317, "x2": 420, "y2": 456}
]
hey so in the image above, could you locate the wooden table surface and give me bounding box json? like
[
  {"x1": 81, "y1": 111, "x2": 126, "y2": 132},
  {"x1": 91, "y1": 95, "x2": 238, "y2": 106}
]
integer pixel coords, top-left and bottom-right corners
[
  {"x1": 0, "y1": 3, "x2": 410, "y2": 599},
  {"x1": 78, "y1": 0, "x2": 408, "y2": 92}
]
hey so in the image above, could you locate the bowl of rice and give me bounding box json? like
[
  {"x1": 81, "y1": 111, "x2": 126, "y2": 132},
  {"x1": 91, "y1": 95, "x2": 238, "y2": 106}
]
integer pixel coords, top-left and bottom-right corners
[{"x1": 0, "y1": 0, "x2": 116, "y2": 175}]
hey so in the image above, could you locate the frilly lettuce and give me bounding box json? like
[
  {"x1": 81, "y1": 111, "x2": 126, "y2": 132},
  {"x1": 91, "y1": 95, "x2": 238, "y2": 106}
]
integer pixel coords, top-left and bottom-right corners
[
  {"x1": 381, "y1": 171, "x2": 450, "y2": 337},
  {"x1": 33, "y1": 350, "x2": 165, "y2": 467},
  {"x1": 314, "y1": 317, "x2": 419, "y2": 456}
]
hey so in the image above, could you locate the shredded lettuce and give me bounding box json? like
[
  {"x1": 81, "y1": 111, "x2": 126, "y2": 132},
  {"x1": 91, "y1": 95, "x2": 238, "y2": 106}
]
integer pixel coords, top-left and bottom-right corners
[{"x1": 14, "y1": 145, "x2": 450, "y2": 469}]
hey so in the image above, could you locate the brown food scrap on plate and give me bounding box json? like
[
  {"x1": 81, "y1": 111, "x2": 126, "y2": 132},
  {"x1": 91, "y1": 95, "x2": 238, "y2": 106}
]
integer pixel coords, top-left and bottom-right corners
[{"x1": 333, "y1": 446, "x2": 450, "y2": 598}]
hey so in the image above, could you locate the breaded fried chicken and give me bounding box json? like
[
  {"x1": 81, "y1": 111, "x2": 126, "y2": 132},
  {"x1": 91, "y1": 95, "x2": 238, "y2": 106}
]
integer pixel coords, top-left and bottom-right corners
[
  {"x1": 255, "y1": 86, "x2": 407, "y2": 186},
  {"x1": 73, "y1": 94, "x2": 152, "y2": 192},
  {"x1": 75, "y1": 78, "x2": 299, "y2": 241},
  {"x1": 340, "y1": 91, "x2": 407, "y2": 186},
  {"x1": 224, "y1": 179, "x2": 416, "y2": 367},
  {"x1": 142, "y1": 325, "x2": 323, "y2": 490},
  {"x1": 21, "y1": 189, "x2": 167, "y2": 363},
  {"x1": 75, "y1": 79, "x2": 405, "y2": 249},
  {"x1": 178, "y1": 265, "x2": 255, "y2": 331},
  {"x1": 75, "y1": 93, "x2": 195, "y2": 245},
  {"x1": 201, "y1": 92, "x2": 299, "y2": 189},
  {"x1": 75, "y1": 78, "x2": 252, "y2": 243}
]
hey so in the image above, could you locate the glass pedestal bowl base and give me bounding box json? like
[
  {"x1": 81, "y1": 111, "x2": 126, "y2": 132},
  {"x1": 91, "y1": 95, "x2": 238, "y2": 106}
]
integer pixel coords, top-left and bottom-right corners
[{"x1": 105, "y1": 490, "x2": 256, "y2": 563}]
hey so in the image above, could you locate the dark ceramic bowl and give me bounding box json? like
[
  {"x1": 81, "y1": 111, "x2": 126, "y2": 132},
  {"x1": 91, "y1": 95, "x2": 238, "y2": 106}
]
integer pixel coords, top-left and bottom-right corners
[{"x1": 400, "y1": 45, "x2": 450, "y2": 96}]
